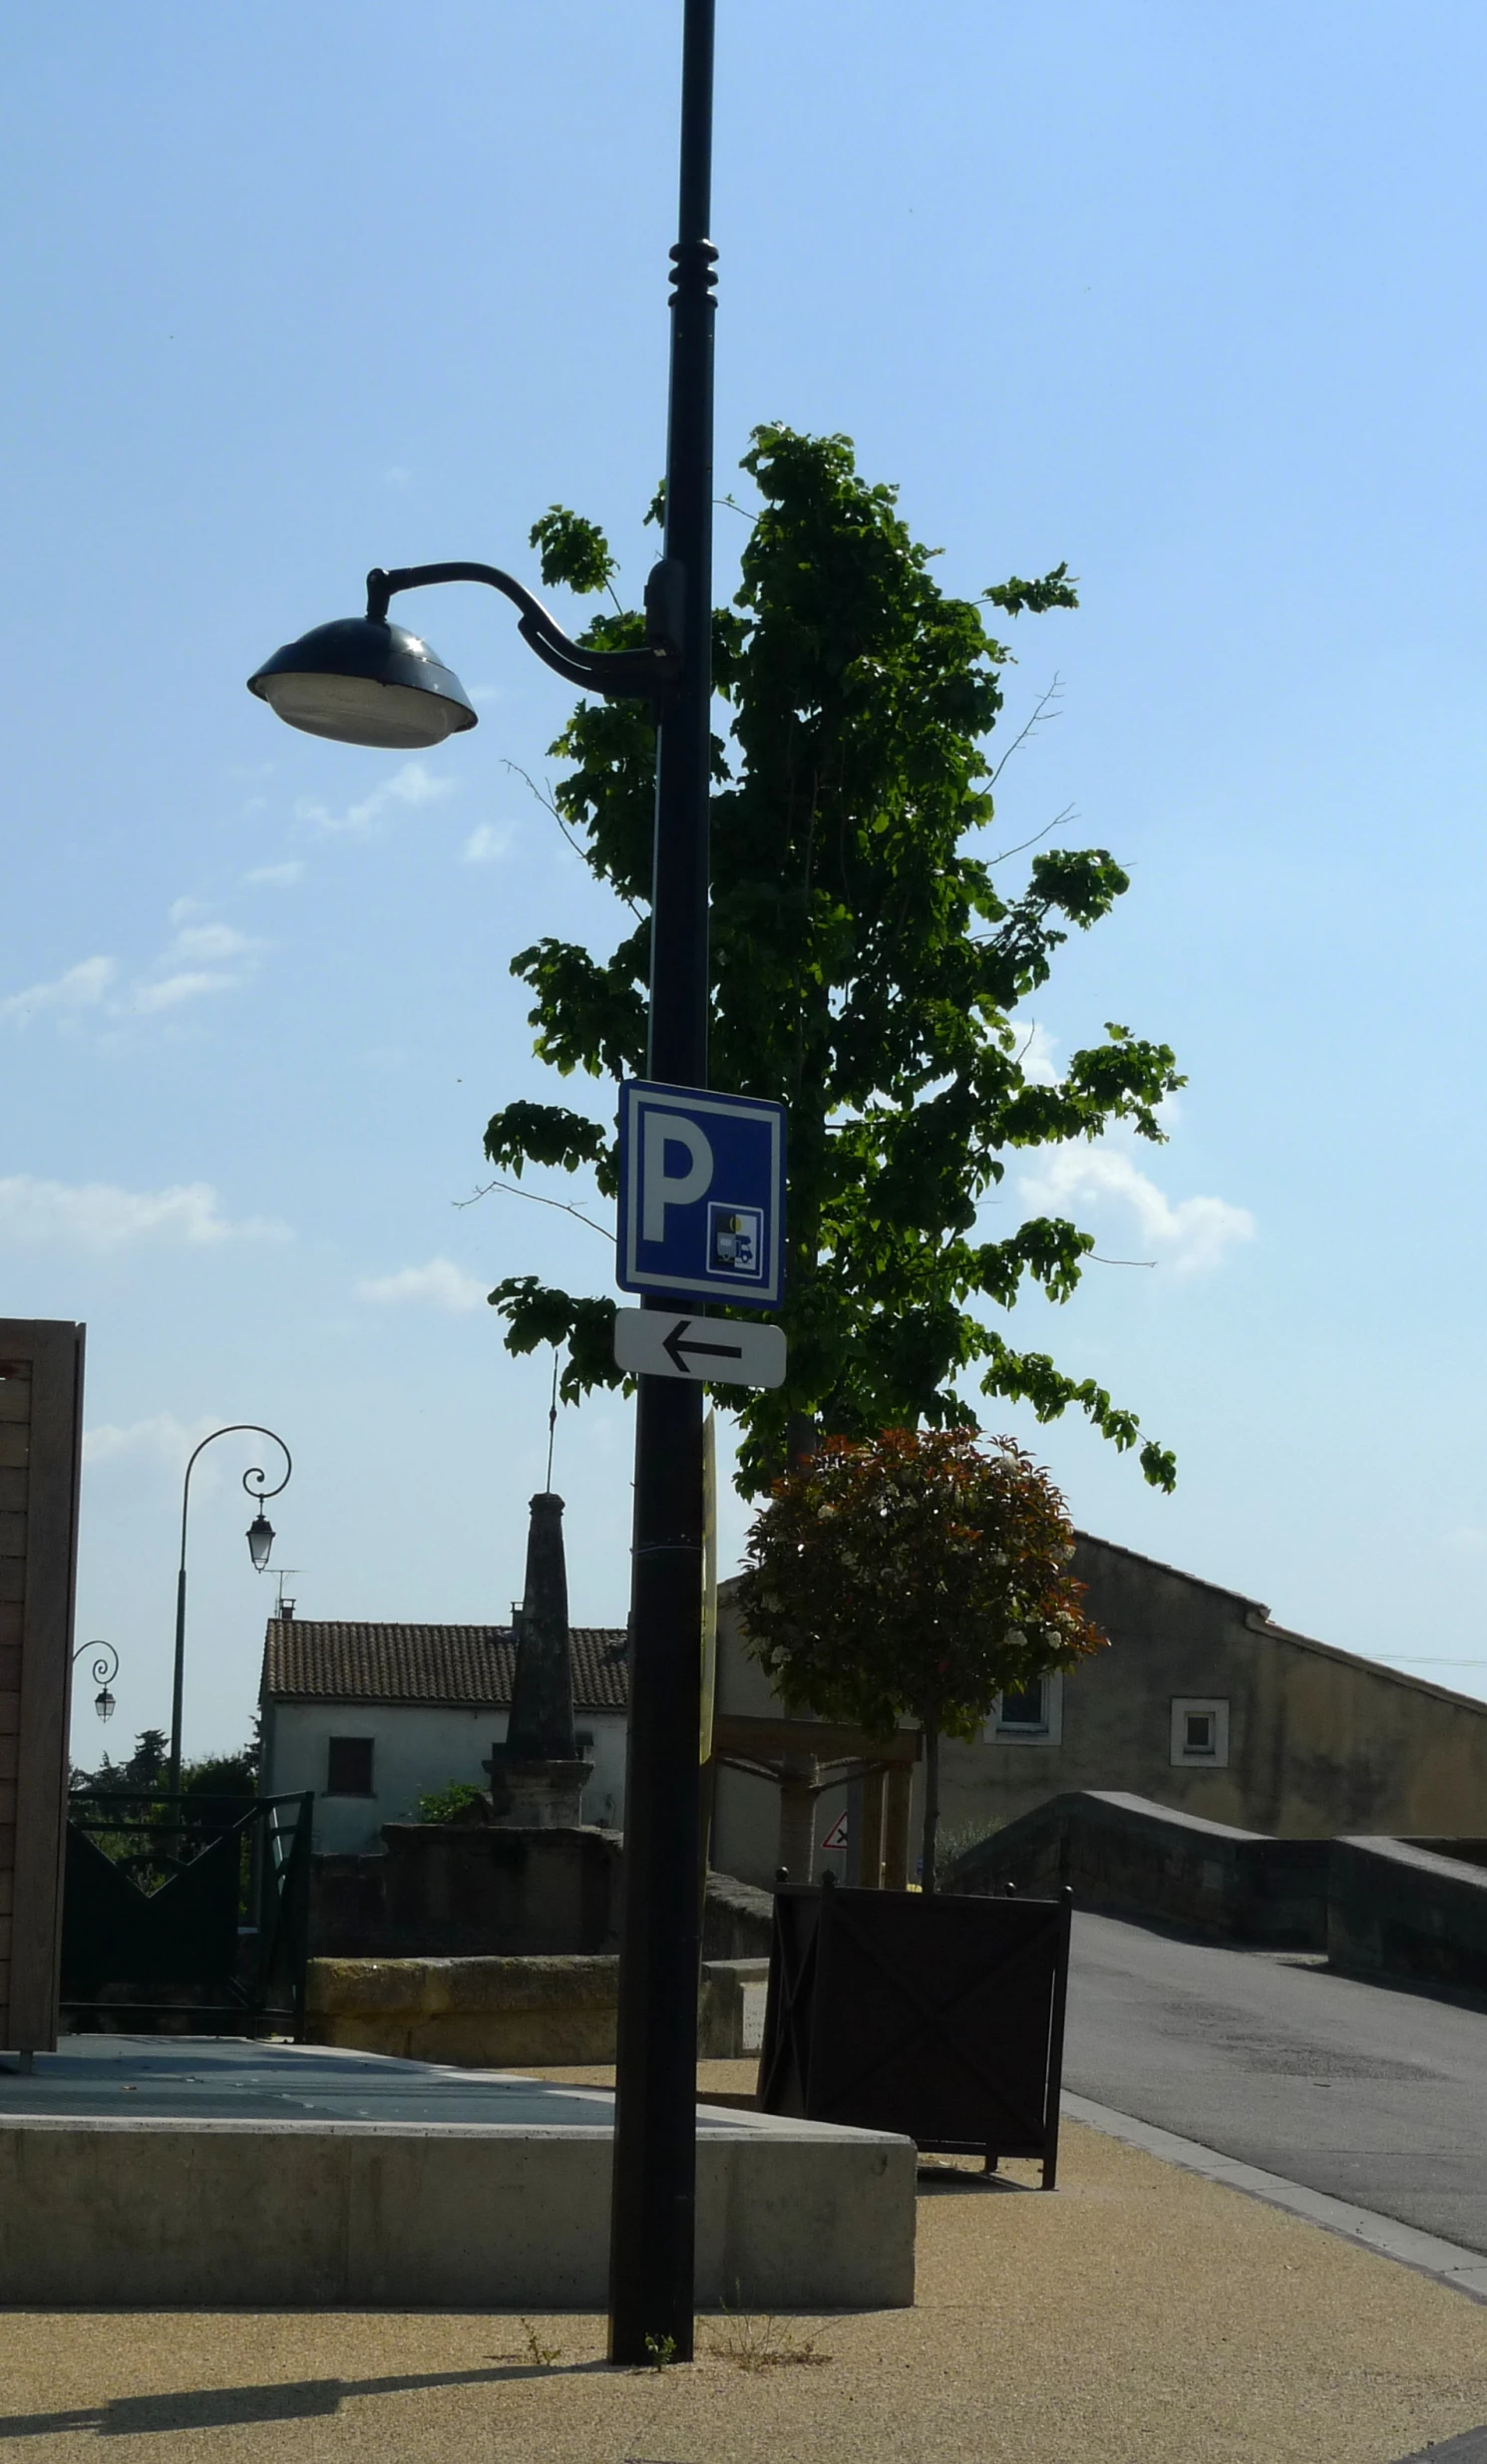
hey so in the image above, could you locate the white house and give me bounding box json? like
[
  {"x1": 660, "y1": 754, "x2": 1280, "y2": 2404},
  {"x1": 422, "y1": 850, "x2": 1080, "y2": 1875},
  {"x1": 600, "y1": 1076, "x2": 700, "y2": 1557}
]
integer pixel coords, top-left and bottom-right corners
[{"x1": 258, "y1": 1612, "x2": 629, "y2": 1853}]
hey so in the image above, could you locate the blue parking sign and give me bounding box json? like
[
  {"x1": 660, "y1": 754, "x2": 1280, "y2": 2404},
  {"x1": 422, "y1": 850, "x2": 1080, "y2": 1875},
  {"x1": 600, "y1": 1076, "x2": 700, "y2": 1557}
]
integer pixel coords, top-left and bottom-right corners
[{"x1": 617, "y1": 1080, "x2": 787, "y2": 1310}]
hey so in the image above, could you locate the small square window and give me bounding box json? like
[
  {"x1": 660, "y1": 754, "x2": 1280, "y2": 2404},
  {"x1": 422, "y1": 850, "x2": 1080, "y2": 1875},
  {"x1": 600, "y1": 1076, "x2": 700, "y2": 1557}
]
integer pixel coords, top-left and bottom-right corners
[
  {"x1": 1170, "y1": 1697, "x2": 1230, "y2": 1769},
  {"x1": 986, "y1": 1671, "x2": 1063, "y2": 1746},
  {"x1": 1000, "y1": 1679, "x2": 1047, "y2": 1729},
  {"x1": 326, "y1": 1736, "x2": 375, "y2": 1796}
]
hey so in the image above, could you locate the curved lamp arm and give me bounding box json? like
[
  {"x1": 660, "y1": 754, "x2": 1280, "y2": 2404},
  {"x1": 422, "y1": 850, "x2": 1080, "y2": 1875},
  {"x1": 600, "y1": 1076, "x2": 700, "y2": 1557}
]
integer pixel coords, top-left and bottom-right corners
[
  {"x1": 366, "y1": 558, "x2": 684, "y2": 700},
  {"x1": 73, "y1": 1638, "x2": 120, "y2": 1688},
  {"x1": 179, "y1": 1423, "x2": 293, "y2": 1566}
]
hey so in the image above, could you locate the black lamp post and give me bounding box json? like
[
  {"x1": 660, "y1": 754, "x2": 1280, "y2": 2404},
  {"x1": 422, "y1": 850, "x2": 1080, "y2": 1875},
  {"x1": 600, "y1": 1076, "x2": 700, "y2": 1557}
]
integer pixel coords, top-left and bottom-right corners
[
  {"x1": 246, "y1": 0, "x2": 717, "y2": 2363},
  {"x1": 168, "y1": 1425, "x2": 292, "y2": 1797},
  {"x1": 73, "y1": 1638, "x2": 120, "y2": 1724}
]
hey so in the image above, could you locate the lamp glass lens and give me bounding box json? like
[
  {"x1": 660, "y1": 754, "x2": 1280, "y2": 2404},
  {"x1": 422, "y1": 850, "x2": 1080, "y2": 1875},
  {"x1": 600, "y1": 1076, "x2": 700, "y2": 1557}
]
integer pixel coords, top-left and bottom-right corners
[
  {"x1": 259, "y1": 670, "x2": 461, "y2": 749},
  {"x1": 247, "y1": 1514, "x2": 275, "y2": 1572}
]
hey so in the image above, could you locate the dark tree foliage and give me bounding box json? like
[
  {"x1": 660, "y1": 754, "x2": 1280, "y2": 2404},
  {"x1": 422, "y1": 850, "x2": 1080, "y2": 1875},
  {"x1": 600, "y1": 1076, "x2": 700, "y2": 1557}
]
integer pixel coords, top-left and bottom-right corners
[
  {"x1": 70, "y1": 1726, "x2": 170, "y2": 1794},
  {"x1": 72, "y1": 1726, "x2": 257, "y2": 1801},
  {"x1": 736, "y1": 1426, "x2": 1105, "y2": 1889},
  {"x1": 484, "y1": 426, "x2": 1183, "y2": 1492}
]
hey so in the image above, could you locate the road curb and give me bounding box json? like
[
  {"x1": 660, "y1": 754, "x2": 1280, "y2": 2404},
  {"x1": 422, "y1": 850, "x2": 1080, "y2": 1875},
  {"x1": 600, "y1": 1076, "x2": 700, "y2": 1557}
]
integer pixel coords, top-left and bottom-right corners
[{"x1": 1063, "y1": 2092, "x2": 1487, "y2": 2306}]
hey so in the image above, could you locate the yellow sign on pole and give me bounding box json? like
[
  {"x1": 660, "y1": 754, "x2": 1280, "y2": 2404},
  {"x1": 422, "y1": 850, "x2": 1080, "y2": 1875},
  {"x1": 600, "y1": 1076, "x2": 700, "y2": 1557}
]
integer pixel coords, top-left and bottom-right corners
[{"x1": 700, "y1": 1405, "x2": 717, "y2": 1763}]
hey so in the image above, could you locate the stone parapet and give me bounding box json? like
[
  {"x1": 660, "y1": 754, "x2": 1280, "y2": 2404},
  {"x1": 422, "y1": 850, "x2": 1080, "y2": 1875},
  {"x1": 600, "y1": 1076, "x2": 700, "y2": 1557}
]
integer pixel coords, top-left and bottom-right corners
[
  {"x1": 306, "y1": 1951, "x2": 771, "y2": 2065},
  {"x1": 1328, "y1": 1835, "x2": 1487, "y2": 1993},
  {"x1": 948, "y1": 1789, "x2": 1330, "y2": 1948}
]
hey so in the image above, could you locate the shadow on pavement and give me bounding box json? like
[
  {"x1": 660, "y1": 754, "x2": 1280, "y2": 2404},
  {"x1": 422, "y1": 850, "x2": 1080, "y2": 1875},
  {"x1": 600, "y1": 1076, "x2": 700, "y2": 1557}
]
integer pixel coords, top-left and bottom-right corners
[
  {"x1": 916, "y1": 2160, "x2": 1033, "y2": 2195},
  {"x1": 0, "y1": 2359, "x2": 612, "y2": 2440}
]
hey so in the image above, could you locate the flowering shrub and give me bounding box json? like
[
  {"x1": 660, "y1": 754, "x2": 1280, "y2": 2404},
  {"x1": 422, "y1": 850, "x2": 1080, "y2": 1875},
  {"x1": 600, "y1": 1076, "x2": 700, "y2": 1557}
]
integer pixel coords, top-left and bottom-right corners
[{"x1": 737, "y1": 1427, "x2": 1105, "y2": 1888}]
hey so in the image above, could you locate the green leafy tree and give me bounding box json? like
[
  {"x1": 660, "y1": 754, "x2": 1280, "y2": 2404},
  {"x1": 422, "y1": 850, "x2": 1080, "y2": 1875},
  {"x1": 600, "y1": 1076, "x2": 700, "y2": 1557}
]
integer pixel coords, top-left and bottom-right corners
[
  {"x1": 735, "y1": 1426, "x2": 1105, "y2": 1888},
  {"x1": 484, "y1": 425, "x2": 1183, "y2": 1491}
]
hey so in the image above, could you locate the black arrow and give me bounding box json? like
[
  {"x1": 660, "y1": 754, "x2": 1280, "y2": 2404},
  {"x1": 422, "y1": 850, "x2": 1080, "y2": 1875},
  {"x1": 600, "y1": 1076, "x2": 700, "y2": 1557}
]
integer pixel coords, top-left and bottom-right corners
[{"x1": 662, "y1": 1318, "x2": 745, "y2": 1374}]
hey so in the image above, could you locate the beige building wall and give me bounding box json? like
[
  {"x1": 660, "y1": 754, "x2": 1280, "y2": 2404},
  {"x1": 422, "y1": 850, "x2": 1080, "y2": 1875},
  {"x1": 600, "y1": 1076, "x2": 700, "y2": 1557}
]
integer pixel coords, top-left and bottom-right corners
[
  {"x1": 709, "y1": 1584, "x2": 801, "y2": 1885},
  {"x1": 710, "y1": 1535, "x2": 1487, "y2": 1886}
]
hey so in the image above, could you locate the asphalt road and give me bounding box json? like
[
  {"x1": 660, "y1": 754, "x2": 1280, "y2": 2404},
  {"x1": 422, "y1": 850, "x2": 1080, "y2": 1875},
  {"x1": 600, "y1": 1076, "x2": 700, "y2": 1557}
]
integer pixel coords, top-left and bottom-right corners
[{"x1": 1064, "y1": 1910, "x2": 1487, "y2": 2253}]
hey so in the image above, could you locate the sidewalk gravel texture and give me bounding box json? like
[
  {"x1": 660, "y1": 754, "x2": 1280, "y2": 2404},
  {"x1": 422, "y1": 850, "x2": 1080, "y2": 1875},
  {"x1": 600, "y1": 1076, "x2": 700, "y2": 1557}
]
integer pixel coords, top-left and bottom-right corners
[{"x1": 1, "y1": 2066, "x2": 1484, "y2": 2464}]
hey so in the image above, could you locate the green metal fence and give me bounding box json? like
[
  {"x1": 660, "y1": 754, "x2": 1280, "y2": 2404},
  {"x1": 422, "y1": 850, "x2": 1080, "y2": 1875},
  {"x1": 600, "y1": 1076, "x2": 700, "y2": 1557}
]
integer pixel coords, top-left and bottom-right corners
[{"x1": 60, "y1": 1791, "x2": 313, "y2": 2037}]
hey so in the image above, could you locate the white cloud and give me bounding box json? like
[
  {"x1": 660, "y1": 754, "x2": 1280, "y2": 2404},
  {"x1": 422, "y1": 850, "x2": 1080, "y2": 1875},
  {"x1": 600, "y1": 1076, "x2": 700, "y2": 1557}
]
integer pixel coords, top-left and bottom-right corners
[
  {"x1": 1017, "y1": 1147, "x2": 1256, "y2": 1274},
  {"x1": 1, "y1": 931, "x2": 262, "y2": 1032},
  {"x1": 117, "y1": 920, "x2": 261, "y2": 1015},
  {"x1": 462, "y1": 822, "x2": 512, "y2": 865},
  {"x1": 244, "y1": 861, "x2": 304, "y2": 887},
  {"x1": 127, "y1": 970, "x2": 239, "y2": 1015},
  {"x1": 358, "y1": 1257, "x2": 488, "y2": 1311},
  {"x1": 0, "y1": 1177, "x2": 290, "y2": 1249},
  {"x1": 168, "y1": 896, "x2": 206, "y2": 926},
  {"x1": 168, "y1": 922, "x2": 254, "y2": 963},
  {"x1": 0, "y1": 955, "x2": 116, "y2": 1026},
  {"x1": 296, "y1": 759, "x2": 457, "y2": 836}
]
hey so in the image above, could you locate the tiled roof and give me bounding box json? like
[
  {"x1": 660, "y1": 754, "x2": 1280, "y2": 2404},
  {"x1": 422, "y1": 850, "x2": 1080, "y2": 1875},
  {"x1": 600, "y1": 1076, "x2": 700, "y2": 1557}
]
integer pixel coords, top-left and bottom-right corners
[{"x1": 261, "y1": 1621, "x2": 629, "y2": 1712}]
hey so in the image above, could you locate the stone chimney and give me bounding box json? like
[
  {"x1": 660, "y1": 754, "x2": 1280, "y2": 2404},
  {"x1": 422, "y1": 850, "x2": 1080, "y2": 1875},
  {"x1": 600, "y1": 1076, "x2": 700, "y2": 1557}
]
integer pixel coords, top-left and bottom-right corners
[{"x1": 484, "y1": 1491, "x2": 593, "y2": 1827}]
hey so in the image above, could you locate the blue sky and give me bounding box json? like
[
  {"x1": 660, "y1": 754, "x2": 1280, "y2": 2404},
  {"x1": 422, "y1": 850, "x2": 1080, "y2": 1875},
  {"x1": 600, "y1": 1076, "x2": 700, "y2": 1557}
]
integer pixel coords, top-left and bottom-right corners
[{"x1": 5, "y1": 1, "x2": 1487, "y2": 1764}]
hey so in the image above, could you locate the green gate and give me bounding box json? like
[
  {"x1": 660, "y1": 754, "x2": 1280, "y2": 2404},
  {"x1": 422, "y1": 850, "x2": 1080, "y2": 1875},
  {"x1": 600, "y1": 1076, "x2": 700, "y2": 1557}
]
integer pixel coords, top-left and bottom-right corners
[{"x1": 61, "y1": 1791, "x2": 313, "y2": 2036}]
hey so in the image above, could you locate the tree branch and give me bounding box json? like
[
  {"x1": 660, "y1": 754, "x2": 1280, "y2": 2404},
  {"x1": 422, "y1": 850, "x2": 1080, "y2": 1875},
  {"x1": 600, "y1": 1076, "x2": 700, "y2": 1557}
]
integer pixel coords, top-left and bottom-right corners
[
  {"x1": 455, "y1": 1178, "x2": 610, "y2": 1240},
  {"x1": 987, "y1": 803, "x2": 1078, "y2": 872},
  {"x1": 987, "y1": 676, "x2": 1065, "y2": 790},
  {"x1": 501, "y1": 759, "x2": 643, "y2": 916}
]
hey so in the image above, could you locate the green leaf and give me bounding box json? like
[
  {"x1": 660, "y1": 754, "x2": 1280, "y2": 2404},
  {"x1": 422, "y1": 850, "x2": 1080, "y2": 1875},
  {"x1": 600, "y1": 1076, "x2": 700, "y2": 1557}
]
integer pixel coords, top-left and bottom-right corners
[
  {"x1": 483, "y1": 1102, "x2": 609, "y2": 1178},
  {"x1": 529, "y1": 507, "x2": 616, "y2": 597},
  {"x1": 985, "y1": 563, "x2": 1080, "y2": 615}
]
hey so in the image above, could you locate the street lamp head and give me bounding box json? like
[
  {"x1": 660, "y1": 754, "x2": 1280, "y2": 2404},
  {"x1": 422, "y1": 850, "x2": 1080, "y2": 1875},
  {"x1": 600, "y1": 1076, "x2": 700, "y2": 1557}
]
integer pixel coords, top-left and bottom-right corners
[
  {"x1": 246, "y1": 615, "x2": 478, "y2": 750},
  {"x1": 246, "y1": 1511, "x2": 275, "y2": 1572},
  {"x1": 95, "y1": 1684, "x2": 116, "y2": 1723}
]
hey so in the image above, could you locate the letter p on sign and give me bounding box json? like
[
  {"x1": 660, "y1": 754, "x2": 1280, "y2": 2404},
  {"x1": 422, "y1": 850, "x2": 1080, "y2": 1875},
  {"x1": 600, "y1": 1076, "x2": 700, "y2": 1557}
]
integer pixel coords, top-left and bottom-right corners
[
  {"x1": 641, "y1": 1111, "x2": 713, "y2": 1241},
  {"x1": 617, "y1": 1080, "x2": 787, "y2": 1309}
]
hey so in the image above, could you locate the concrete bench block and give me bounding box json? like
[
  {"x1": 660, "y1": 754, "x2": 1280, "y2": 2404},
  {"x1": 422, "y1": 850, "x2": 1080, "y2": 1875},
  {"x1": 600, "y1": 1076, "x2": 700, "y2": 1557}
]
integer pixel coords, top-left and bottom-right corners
[{"x1": 0, "y1": 2110, "x2": 915, "y2": 2309}]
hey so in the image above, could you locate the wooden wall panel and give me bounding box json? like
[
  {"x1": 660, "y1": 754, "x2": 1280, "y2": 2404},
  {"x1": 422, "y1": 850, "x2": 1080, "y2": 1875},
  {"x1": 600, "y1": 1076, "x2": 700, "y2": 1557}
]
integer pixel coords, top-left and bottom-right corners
[{"x1": 0, "y1": 1322, "x2": 84, "y2": 2054}]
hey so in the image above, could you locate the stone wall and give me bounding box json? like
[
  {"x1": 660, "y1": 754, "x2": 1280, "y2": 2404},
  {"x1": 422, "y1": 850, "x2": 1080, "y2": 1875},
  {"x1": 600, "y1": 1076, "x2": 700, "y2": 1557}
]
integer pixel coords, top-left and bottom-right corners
[
  {"x1": 1327, "y1": 1836, "x2": 1487, "y2": 1993},
  {"x1": 310, "y1": 1823, "x2": 623, "y2": 1958},
  {"x1": 306, "y1": 1952, "x2": 770, "y2": 2065},
  {"x1": 310, "y1": 1818, "x2": 777, "y2": 1972},
  {"x1": 950, "y1": 1790, "x2": 1487, "y2": 1993},
  {"x1": 948, "y1": 1789, "x2": 1330, "y2": 1948}
]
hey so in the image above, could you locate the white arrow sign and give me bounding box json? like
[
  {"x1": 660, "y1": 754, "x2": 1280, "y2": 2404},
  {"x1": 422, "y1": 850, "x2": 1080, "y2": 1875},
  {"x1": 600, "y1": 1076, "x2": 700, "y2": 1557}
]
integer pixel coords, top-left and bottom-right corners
[{"x1": 613, "y1": 1307, "x2": 787, "y2": 1390}]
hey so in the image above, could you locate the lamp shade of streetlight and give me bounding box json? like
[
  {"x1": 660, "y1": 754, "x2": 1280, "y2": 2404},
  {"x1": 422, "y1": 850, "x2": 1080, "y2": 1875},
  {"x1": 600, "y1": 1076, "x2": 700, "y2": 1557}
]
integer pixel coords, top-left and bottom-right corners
[
  {"x1": 95, "y1": 1685, "x2": 116, "y2": 1722},
  {"x1": 247, "y1": 616, "x2": 478, "y2": 749},
  {"x1": 246, "y1": 1511, "x2": 275, "y2": 1572}
]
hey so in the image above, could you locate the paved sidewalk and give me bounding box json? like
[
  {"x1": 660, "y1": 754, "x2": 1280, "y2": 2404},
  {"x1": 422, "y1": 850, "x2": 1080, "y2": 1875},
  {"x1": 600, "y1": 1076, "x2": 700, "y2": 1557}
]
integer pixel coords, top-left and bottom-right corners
[{"x1": 1, "y1": 2068, "x2": 1485, "y2": 2464}]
